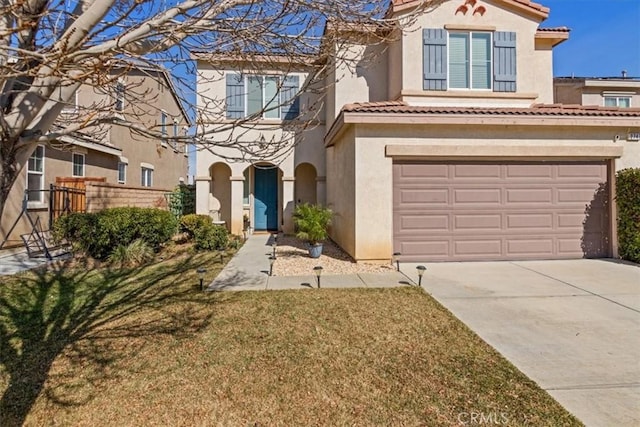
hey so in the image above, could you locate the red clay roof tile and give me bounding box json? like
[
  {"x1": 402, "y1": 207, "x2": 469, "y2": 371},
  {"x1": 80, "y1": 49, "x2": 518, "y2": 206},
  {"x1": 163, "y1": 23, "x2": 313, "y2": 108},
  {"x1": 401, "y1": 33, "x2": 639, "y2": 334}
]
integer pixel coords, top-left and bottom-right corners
[{"x1": 342, "y1": 101, "x2": 640, "y2": 117}]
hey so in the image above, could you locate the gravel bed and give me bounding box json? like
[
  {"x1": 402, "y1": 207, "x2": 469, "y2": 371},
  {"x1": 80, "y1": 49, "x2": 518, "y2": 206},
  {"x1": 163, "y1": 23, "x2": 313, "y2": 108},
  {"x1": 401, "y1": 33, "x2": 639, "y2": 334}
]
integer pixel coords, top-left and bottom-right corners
[{"x1": 271, "y1": 234, "x2": 395, "y2": 276}]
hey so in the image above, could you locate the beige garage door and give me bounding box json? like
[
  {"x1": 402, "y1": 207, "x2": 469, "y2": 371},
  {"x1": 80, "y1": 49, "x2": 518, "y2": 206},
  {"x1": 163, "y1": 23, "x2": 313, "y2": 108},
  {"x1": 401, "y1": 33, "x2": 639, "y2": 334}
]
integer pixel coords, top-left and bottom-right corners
[{"x1": 393, "y1": 161, "x2": 610, "y2": 261}]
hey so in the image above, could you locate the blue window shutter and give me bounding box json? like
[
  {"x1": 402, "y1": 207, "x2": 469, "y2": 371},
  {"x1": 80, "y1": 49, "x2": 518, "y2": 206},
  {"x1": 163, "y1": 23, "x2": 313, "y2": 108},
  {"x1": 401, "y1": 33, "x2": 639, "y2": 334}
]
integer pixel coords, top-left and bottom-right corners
[
  {"x1": 423, "y1": 28, "x2": 447, "y2": 91},
  {"x1": 280, "y1": 75, "x2": 299, "y2": 120},
  {"x1": 493, "y1": 32, "x2": 517, "y2": 92},
  {"x1": 226, "y1": 73, "x2": 245, "y2": 119}
]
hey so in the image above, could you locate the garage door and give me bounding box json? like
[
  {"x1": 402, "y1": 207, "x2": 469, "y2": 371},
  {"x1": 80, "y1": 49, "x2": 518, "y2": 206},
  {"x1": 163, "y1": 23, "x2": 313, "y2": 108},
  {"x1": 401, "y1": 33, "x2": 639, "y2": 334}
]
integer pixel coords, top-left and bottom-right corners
[{"x1": 393, "y1": 161, "x2": 610, "y2": 261}]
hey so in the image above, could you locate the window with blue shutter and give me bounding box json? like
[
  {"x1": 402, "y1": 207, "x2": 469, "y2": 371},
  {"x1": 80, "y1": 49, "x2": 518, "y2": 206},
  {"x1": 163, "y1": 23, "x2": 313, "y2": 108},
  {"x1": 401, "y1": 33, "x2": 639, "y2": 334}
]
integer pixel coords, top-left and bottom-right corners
[
  {"x1": 226, "y1": 73, "x2": 299, "y2": 119},
  {"x1": 226, "y1": 73, "x2": 245, "y2": 119},
  {"x1": 423, "y1": 28, "x2": 448, "y2": 90},
  {"x1": 423, "y1": 29, "x2": 517, "y2": 93},
  {"x1": 493, "y1": 31, "x2": 517, "y2": 92},
  {"x1": 280, "y1": 75, "x2": 300, "y2": 120}
]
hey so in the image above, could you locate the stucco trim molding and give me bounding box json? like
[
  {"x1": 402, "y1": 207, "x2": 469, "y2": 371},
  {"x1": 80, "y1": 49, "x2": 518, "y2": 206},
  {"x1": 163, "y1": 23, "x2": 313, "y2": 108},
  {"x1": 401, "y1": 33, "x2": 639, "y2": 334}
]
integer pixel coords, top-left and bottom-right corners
[
  {"x1": 229, "y1": 176, "x2": 245, "y2": 181},
  {"x1": 195, "y1": 176, "x2": 212, "y2": 182},
  {"x1": 385, "y1": 144, "x2": 623, "y2": 160}
]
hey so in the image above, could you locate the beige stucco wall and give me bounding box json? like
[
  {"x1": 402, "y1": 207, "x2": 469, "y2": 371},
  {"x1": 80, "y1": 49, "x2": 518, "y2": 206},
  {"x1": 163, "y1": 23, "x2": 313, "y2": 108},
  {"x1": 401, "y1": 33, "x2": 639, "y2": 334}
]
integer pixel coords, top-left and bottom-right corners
[
  {"x1": 326, "y1": 127, "x2": 357, "y2": 257},
  {"x1": 1, "y1": 145, "x2": 118, "y2": 248},
  {"x1": 395, "y1": 0, "x2": 551, "y2": 107},
  {"x1": 106, "y1": 70, "x2": 189, "y2": 190},
  {"x1": 195, "y1": 65, "x2": 327, "y2": 233}
]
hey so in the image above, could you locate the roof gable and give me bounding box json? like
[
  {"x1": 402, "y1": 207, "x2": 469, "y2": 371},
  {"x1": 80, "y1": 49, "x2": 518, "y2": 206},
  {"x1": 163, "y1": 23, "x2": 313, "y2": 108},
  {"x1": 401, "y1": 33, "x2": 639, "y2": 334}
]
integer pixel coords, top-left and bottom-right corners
[{"x1": 391, "y1": 0, "x2": 550, "y2": 21}]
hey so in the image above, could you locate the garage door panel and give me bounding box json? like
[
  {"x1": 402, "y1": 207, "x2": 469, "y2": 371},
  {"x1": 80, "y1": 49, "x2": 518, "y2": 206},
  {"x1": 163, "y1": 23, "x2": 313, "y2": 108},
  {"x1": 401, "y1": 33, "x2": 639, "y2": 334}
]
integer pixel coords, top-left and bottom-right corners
[
  {"x1": 398, "y1": 188, "x2": 448, "y2": 204},
  {"x1": 455, "y1": 240, "x2": 502, "y2": 256},
  {"x1": 506, "y1": 239, "x2": 554, "y2": 255},
  {"x1": 400, "y1": 240, "x2": 450, "y2": 257},
  {"x1": 393, "y1": 161, "x2": 609, "y2": 261},
  {"x1": 557, "y1": 164, "x2": 607, "y2": 179},
  {"x1": 557, "y1": 188, "x2": 601, "y2": 204},
  {"x1": 506, "y1": 164, "x2": 553, "y2": 178},
  {"x1": 400, "y1": 214, "x2": 449, "y2": 230},
  {"x1": 506, "y1": 188, "x2": 553, "y2": 203},
  {"x1": 507, "y1": 213, "x2": 553, "y2": 229},
  {"x1": 454, "y1": 214, "x2": 501, "y2": 230},
  {"x1": 454, "y1": 188, "x2": 501, "y2": 204},
  {"x1": 454, "y1": 164, "x2": 501, "y2": 178}
]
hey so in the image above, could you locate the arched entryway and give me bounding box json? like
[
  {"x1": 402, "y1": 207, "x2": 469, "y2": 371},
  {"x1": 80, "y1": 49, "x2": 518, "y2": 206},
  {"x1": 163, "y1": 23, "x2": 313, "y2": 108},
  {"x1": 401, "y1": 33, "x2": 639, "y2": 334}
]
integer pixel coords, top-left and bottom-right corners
[
  {"x1": 209, "y1": 163, "x2": 231, "y2": 226},
  {"x1": 295, "y1": 163, "x2": 317, "y2": 205}
]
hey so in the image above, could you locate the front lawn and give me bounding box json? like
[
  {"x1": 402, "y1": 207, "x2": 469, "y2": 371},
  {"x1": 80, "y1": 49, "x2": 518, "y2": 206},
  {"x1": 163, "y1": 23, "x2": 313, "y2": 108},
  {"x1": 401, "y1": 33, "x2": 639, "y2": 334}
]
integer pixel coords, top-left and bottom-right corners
[{"x1": 0, "y1": 247, "x2": 581, "y2": 426}]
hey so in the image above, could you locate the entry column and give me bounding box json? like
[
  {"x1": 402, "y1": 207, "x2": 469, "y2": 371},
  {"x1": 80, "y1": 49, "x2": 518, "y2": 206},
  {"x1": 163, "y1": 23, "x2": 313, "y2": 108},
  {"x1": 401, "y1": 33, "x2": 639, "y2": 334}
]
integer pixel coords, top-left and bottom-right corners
[
  {"x1": 195, "y1": 176, "x2": 211, "y2": 216},
  {"x1": 282, "y1": 176, "x2": 295, "y2": 233},
  {"x1": 229, "y1": 175, "x2": 245, "y2": 235}
]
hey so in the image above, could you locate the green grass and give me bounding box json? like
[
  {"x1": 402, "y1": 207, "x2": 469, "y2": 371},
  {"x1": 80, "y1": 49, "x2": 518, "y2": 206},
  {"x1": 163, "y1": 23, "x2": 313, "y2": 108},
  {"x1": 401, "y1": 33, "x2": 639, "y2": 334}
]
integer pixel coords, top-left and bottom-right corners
[{"x1": 0, "y1": 245, "x2": 582, "y2": 426}]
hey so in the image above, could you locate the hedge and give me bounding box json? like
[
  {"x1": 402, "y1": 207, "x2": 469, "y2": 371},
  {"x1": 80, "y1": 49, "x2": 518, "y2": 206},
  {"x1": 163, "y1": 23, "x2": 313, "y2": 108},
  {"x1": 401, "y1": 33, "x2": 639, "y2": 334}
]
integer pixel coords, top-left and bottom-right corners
[
  {"x1": 616, "y1": 168, "x2": 640, "y2": 263},
  {"x1": 54, "y1": 207, "x2": 177, "y2": 260}
]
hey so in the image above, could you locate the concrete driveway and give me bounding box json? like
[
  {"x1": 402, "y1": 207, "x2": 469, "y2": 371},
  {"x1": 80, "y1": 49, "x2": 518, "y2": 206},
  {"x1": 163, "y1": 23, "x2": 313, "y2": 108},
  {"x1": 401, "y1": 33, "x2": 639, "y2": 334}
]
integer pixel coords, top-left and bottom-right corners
[{"x1": 401, "y1": 259, "x2": 640, "y2": 427}]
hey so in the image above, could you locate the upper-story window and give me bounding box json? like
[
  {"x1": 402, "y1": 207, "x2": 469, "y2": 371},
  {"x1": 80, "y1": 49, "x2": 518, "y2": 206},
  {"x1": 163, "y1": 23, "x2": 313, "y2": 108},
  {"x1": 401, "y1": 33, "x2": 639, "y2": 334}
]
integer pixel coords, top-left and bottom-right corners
[
  {"x1": 604, "y1": 96, "x2": 631, "y2": 108},
  {"x1": 449, "y1": 32, "x2": 492, "y2": 90},
  {"x1": 27, "y1": 145, "x2": 45, "y2": 203},
  {"x1": 423, "y1": 29, "x2": 516, "y2": 93},
  {"x1": 72, "y1": 153, "x2": 85, "y2": 177},
  {"x1": 226, "y1": 74, "x2": 300, "y2": 120},
  {"x1": 115, "y1": 81, "x2": 125, "y2": 111}
]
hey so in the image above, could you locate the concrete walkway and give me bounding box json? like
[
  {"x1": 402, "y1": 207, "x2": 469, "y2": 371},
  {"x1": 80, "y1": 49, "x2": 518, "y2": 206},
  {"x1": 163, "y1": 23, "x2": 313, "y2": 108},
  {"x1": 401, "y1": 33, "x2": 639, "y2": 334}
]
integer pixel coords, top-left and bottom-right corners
[
  {"x1": 0, "y1": 249, "x2": 57, "y2": 276},
  {"x1": 208, "y1": 234, "x2": 412, "y2": 291}
]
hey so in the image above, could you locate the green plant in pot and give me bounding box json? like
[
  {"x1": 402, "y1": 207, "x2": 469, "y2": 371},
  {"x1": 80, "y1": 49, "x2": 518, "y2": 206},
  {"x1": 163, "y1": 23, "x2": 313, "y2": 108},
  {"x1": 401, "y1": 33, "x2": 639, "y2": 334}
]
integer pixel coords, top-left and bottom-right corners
[{"x1": 293, "y1": 203, "x2": 332, "y2": 258}]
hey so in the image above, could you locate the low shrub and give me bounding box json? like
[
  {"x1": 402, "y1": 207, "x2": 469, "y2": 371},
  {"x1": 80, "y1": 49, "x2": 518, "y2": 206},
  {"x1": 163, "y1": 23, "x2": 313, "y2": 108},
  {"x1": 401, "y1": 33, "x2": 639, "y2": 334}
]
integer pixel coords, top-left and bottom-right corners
[
  {"x1": 54, "y1": 207, "x2": 177, "y2": 260},
  {"x1": 179, "y1": 214, "x2": 213, "y2": 238},
  {"x1": 108, "y1": 239, "x2": 154, "y2": 268},
  {"x1": 616, "y1": 168, "x2": 640, "y2": 263},
  {"x1": 52, "y1": 212, "x2": 98, "y2": 254},
  {"x1": 194, "y1": 223, "x2": 229, "y2": 251}
]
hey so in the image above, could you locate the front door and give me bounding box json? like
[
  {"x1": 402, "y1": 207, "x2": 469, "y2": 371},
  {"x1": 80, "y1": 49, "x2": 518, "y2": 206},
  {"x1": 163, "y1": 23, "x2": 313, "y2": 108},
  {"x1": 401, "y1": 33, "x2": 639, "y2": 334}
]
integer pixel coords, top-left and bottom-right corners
[{"x1": 254, "y1": 168, "x2": 278, "y2": 230}]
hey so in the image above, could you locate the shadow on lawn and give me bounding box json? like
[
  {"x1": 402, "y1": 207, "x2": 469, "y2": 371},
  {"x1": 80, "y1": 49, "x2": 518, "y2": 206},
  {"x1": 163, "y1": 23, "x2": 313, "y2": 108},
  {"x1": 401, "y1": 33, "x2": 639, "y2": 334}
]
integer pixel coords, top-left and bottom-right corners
[{"x1": 0, "y1": 255, "x2": 220, "y2": 426}]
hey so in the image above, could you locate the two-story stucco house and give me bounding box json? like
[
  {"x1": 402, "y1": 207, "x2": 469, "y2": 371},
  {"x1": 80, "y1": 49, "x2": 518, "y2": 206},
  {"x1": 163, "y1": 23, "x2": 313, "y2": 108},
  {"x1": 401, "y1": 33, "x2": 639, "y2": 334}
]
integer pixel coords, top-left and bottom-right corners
[
  {"x1": 1, "y1": 64, "x2": 191, "y2": 248},
  {"x1": 195, "y1": 0, "x2": 640, "y2": 263}
]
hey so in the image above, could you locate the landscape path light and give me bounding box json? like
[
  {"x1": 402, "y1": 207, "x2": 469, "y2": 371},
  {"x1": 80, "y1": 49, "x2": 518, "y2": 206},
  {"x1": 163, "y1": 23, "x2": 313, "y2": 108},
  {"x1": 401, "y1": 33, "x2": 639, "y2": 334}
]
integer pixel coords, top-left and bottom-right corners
[
  {"x1": 416, "y1": 265, "x2": 426, "y2": 287},
  {"x1": 197, "y1": 267, "x2": 207, "y2": 291},
  {"x1": 269, "y1": 256, "x2": 275, "y2": 276},
  {"x1": 313, "y1": 266, "x2": 323, "y2": 288},
  {"x1": 393, "y1": 252, "x2": 401, "y2": 271}
]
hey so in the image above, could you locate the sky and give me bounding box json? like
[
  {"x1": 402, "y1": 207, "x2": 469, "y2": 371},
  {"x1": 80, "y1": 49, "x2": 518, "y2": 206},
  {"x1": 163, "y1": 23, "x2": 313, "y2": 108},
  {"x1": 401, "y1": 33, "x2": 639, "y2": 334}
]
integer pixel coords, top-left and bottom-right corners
[{"x1": 542, "y1": 0, "x2": 640, "y2": 77}]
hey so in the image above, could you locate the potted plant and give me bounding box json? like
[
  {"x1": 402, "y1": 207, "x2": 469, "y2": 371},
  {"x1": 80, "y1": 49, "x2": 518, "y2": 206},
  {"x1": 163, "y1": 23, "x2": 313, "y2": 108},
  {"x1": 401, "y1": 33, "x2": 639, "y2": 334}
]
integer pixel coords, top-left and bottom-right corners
[{"x1": 293, "y1": 203, "x2": 333, "y2": 258}]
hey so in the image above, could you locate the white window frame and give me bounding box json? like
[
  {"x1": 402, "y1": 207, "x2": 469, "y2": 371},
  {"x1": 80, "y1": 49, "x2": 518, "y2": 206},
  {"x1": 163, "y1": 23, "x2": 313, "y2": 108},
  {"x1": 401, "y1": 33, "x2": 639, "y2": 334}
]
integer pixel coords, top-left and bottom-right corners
[
  {"x1": 141, "y1": 163, "x2": 154, "y2": 187},
  {"x1": 160, "y1": 111, "x2": 168, "y2": 147},
  {"x1": 448, "y1": 31, "x2": 493, "y2": 91},
  {"x1": 26, "y1": 145, "x2": 45, "y2": 205},
  {"x1": 115, "y1": 80, "x2": 125, "y2": 112},
  {"x1": 72, "y1": 152, "x2": 85, "y2": 177},
  {"x1": 245, "y1": 75, "x2": 282, "y2": 120},
  {"x1": 117, "y1": 161, "x2": 127, "y2": 184},
  {"x1": 603, "y1": 95, "x2": 632, "y2": 108}
]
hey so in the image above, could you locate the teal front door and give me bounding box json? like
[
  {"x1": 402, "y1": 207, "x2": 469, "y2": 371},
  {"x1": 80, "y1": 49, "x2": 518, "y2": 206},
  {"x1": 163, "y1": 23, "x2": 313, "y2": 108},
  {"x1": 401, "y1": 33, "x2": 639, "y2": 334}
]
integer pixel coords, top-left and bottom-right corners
[{"x1": 254, "y1": 168, "x2": 278, "y2": 230}]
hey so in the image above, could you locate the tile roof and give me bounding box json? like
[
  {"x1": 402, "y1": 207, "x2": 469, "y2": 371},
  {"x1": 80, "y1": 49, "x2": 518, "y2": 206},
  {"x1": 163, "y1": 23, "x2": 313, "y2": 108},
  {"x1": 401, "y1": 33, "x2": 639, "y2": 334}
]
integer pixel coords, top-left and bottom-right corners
[
  {"x1": 537, "y1": 27, "x2": 570, "y2": 32},
  {"x1": 342, "y1": 101, "x2": 640, "y2": 117},
  {"x1": 391, "y1": 0, "x2": 550, "y2": 18}
]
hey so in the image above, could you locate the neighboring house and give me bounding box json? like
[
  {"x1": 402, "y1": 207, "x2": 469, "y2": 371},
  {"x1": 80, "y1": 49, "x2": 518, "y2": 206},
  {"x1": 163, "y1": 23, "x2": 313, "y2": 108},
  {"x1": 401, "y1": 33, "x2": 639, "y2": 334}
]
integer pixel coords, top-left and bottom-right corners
[
  {"x1": 195, "y1": 0, "x2": 640, "y2": 263},
  {"x1": 1, "y1": 65, "x2": 191, "y2": 248},
  {"x1": 554, "y1": 75, "x2": 640, "y2": 170}
]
